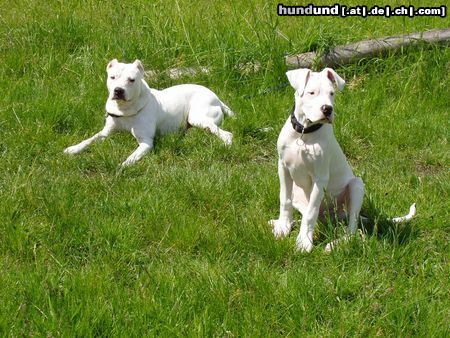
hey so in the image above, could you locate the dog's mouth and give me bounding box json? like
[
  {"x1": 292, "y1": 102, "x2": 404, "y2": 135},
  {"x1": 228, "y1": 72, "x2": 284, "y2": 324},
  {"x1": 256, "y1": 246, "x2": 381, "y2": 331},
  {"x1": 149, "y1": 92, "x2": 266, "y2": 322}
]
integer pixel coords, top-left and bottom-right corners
[
  {"x1": 322, "y1": 116, "x2": 333, "y2": 124},
  {"x1": 112, "y1": 94, "x2": 126, "y2": 101},
  {"x1": 306, "y1": 116, "x2": 333, "y2": 126}
]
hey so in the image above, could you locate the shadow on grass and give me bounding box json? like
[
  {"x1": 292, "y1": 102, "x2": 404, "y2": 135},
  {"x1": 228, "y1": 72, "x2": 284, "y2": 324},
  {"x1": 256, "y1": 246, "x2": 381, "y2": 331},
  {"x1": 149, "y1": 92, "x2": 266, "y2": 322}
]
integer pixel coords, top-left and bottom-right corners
[
  {"x1": 360, "y1": 195, "x2": 419, "y2": 245},
  {"x1": 313, "y1": 194, "x2": 418, "y2": 247}
]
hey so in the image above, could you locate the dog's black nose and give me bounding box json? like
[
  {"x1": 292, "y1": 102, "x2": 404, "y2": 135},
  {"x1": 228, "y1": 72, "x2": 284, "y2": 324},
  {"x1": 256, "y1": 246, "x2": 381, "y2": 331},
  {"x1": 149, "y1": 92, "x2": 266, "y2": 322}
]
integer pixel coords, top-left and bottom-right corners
[
  {"x1": 321, "y1": 105, "x2": 333, "y2": 117},
  {"x1": 113, "y1": 87, "x2": 125, "y2": 98}
]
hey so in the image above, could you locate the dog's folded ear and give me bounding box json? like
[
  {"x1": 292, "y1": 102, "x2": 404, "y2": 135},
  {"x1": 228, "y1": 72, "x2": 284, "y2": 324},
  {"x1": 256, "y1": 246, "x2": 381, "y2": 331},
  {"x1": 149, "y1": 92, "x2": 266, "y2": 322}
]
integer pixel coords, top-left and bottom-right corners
[
  {"x1": 133, "y1": 60, "x2": 145, "y2": 74},
  {"x1": 286, "y1": 69, "x2": 311, "y2": 95},
  {"x1": 107, "y1": 59, "x2": 118, "y2": 70},
  {"x1": 324, "y1": 68, "x2": 345, "y2": 91}
]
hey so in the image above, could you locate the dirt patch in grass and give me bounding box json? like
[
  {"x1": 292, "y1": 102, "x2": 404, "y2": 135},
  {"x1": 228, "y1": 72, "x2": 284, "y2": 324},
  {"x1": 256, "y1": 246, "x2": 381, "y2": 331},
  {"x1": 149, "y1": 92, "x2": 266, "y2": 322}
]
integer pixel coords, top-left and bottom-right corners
[{"x1": 414, "y1": 161, "x2": 444, "y2": 176}]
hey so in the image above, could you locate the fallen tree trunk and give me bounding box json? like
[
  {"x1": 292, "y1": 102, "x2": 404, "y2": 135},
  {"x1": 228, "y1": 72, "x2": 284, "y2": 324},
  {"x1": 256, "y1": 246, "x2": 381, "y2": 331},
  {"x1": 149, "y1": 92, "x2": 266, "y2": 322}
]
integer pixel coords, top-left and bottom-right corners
[{"x1": 285, "y1": 28, "x2": 450, "y2": 69}]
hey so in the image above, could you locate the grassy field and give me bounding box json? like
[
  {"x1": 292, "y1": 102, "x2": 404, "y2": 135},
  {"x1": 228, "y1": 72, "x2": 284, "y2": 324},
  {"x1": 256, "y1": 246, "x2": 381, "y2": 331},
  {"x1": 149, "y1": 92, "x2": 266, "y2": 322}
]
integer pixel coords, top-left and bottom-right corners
[{"x1": 0, "y1": 0, "x2": 449, "y2": 336}]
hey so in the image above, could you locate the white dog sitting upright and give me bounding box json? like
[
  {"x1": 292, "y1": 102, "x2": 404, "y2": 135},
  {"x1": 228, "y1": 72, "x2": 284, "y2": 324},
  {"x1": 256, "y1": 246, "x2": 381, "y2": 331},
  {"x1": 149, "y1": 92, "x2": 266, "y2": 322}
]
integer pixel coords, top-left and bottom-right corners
[
  {"x1": 270, "y1": 68, "x2": 415, "y2": 252},
  {"x1": 64, "y1": 59, "x2": 234, "y2": 166},
  {"x1": 270, "y1": 68, "x2": 361, "y2": 252}
]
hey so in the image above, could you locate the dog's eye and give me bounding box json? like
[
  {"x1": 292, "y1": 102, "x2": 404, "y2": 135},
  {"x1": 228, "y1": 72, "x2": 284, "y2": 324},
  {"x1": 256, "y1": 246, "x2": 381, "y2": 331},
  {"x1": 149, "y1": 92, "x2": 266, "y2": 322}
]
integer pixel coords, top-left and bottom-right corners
[
  {"x1": 128, "y1": 78, "x2": 135, "y2": 83},
  {"x1": 330, "y1": 92, "x2": 335, "y2": 96},
  {"x1": 110, "y1": 76, "x2": 115, "y2": 80},
  {"x1": 308, "y1": 91, "x2": 315, "y2": 95}
]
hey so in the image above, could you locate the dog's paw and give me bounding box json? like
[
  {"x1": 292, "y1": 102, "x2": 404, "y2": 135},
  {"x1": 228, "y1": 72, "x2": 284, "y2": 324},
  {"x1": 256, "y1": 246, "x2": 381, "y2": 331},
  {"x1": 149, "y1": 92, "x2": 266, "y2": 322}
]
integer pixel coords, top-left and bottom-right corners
[
  {"x1": 325, "y1": 237, "x2": 347, "y2": 252},
  {"x1": 221, "y1": 131, "x2": 233, "y2": 146},
  {"x1": 64, "y1": 145, "x2": 82, "y2": 155},
  {"x1": 324, "y1": 241, "x2": 336, "y2": 253},
  {"x1": 324, "y1": 236, "x2": 349, "y2": 252},
  {"x1": 325, "y1": 232, "x2": 363, "y2": 252},
  {"x1": 296, "y1": 235, "x2": 313, "y2": 253},
  {"x1": 269, "y1": 219, "x2": 292, "y2": 238},
  {"x1": 121, "y1": 157, "x2": 137, "y2": 167}
]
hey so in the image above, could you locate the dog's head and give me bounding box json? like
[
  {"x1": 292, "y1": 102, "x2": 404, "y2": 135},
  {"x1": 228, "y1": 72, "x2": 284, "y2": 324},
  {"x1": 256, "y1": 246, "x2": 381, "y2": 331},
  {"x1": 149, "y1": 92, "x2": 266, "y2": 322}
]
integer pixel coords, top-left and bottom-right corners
[
  {"x1": 106, "y1": 59, "x2": 145, "y2": 102},
  {"x1": 286, "y1": 68, "x2": 345, "y2": 126}
]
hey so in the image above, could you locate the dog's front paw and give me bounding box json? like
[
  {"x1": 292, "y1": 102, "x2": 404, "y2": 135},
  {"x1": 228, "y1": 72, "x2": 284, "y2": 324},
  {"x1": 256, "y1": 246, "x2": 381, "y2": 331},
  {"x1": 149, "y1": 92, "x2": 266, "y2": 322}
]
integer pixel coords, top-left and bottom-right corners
[
  {"x1": 121, "y1": 157, "x2": 137, "y2": 167},
  {"x1": 296, "y1": 235, "x2": 313, "y2": 253},
  {"x1": 269, "y1": 219, "x2": 293, "y2": 238},
  {"x1": 64, "y1": 145, "x2": 83, "y2": 155}
]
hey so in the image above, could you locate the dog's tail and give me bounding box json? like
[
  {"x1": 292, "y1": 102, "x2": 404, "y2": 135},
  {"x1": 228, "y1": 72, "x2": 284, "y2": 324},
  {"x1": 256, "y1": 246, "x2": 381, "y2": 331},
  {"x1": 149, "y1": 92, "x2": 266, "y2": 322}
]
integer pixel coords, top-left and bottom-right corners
[
  {"x1": 220, "y1": 100, "x2": 235, "y2": 118},
  {"x1": 391, "y1": 203, "x2": 416, "y2": 223}
]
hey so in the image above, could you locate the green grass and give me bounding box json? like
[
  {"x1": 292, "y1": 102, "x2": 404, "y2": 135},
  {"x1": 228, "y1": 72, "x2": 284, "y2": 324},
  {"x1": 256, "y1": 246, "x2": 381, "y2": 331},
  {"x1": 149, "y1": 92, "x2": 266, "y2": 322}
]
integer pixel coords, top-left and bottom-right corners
[{"x1": 0, "y1": 0, "x2": 449, "y2": 336}]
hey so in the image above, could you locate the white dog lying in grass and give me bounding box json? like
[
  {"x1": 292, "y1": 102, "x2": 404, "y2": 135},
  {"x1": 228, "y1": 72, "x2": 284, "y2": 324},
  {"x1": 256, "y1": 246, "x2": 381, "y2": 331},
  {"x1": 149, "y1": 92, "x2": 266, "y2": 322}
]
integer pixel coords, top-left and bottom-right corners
[
  {"x1": 270, "y1": 68, "x2": 415, "y2": 252},
  {"x1": 64, "y1": 59, "x2": 234, "y2": 166}
]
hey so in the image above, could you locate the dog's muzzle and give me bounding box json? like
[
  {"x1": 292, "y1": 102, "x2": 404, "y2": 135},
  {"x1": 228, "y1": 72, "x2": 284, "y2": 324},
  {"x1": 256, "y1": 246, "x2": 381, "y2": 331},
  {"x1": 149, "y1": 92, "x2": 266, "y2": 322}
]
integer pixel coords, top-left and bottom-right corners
[
  {"x1": 112, "y1": 87, "x2": 126, "y2": 100},
  {"x1": 319, "y1": 104, "x2": 333, "y2": 123},
  {"x1": 321, "y1": 104, "x2": 333, "y2": 117}
]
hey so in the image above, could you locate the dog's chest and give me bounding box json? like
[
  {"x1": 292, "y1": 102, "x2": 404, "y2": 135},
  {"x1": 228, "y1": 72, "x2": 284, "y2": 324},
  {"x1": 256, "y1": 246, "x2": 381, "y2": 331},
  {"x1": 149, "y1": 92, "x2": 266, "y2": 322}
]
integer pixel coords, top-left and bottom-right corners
[{"x1": 281, "y1": 140, "x2": 324, "y2": 174}]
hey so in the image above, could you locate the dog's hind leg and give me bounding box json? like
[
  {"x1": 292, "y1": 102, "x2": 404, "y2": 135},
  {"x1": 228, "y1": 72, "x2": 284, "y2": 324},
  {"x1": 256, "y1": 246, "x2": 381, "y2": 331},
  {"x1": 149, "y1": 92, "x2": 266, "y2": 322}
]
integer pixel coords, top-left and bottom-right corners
[
  {"x1": 219, "y1": 100, "x2": 235, "y2": 118},
  {"x1": 325, "y1": 177, "x2": 364, "y2": 252},
  {"x1": 346, "y1": 177, "x2": 365, "y2": 234},
  {"x1": 188, "y1": 111, "x2": 233, "y2": 145}
]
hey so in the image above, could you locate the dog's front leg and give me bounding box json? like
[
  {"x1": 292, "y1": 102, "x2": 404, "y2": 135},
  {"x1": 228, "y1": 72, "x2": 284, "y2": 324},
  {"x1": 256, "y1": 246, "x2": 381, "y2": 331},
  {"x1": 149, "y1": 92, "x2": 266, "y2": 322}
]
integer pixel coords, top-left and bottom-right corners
[
  {"x1": 121, "y1": 139, "x2": 153, "y2": 167},
  {"x1": 271, "y1": 160, "x2": 294, "y2": 238},
  {"x1": 64, "y1": 121, "x2": 116, "y2": 155},
  {"x1": 296, "y1": 181, "x2": 325, "y2": 252}
]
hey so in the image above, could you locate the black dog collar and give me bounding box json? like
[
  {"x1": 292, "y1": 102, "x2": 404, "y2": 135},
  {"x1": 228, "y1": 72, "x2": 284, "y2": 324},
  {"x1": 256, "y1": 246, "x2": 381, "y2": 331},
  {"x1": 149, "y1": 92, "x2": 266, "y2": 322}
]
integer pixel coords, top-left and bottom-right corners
[
  {"x1": 290, "y1": 104, "x2": 323, "y2": 134},
  {"x1": 106, "y1": 105, "x2": 145, "y2": 118}
]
